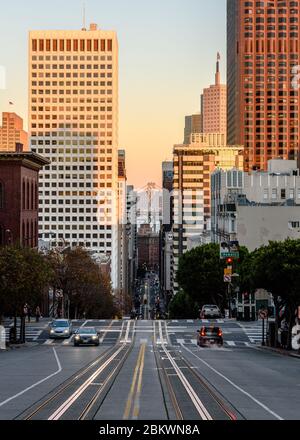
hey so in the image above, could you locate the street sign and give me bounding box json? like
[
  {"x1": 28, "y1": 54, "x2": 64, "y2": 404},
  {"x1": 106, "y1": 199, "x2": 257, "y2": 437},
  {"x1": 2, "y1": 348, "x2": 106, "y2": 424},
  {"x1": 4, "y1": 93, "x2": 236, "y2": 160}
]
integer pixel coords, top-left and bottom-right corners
[
  {"x1": 220, "y1": 241, "x2": 240, "y2": 259},
  {"x1": 259, "y1": 310, "x2": 268, "y2": 319},
  {"x1": 224, "y1": 275, "x2": 232, "y2": 283},
  {"x1": 224, "y1": 268, "x2": 232, "y2": 276}
]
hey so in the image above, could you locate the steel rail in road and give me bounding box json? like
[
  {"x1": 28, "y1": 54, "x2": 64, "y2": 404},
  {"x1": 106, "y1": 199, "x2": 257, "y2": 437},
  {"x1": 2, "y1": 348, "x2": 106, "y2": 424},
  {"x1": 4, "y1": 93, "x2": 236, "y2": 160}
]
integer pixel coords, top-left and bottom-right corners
[
  {"x1": 18, "y1": 344, "x2": 115, "y2": 420},
  {"x1": 18, "y1": 321, "x2": 136, "y2": 421},
  {"x1": 178, "y1": 353, "x2": 237, "y2": 421},
  {"x1": 153, "y1": 321, "x2": 236, "y2": 421}
]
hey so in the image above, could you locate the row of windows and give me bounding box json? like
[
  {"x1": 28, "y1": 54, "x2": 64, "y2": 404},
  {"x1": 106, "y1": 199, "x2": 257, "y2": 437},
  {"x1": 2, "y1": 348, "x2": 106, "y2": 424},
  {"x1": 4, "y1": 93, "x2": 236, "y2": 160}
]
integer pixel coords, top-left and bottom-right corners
[
  {"x1": 32, "y1": 39, "x2": 113, "y2": 53},
  {"x1": 32, "y1": 55, "x2": 112, "y2": 61},
  {"x1": 22, "y1": 179, "x2": 38, "y2": 211}
]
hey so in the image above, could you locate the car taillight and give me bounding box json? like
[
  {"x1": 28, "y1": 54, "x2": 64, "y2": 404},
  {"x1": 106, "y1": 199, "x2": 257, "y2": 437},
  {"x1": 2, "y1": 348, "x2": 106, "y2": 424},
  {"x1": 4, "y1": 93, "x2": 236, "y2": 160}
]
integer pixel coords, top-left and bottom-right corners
[
  {"x1": 218, "y1": 330, "x2": 223, "y2": 337},
  {"x1": 200, "y1": 329, "x2": 206, "y2": 337}
]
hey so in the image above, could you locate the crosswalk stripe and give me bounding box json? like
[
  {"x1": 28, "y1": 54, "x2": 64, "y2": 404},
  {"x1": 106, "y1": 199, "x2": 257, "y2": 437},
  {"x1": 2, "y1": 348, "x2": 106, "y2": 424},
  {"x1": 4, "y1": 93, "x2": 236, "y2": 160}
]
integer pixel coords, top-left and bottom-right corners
[
  {"x1": 187, "y1": 320, "x2": 194, "y2": 323},
  {"x1": 226, "y1": 341, "x2": 236, "y2": 346},
  {"x1": 44, "y1": 339, "x2": 54, "y2": 345}
]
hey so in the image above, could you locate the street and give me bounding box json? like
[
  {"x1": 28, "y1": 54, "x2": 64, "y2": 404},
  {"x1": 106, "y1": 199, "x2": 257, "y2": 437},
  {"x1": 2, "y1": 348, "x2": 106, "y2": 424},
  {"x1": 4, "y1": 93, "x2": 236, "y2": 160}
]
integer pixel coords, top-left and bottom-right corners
[{"x1": 0, "y1": 318, "x2": 299, "y2": 420}]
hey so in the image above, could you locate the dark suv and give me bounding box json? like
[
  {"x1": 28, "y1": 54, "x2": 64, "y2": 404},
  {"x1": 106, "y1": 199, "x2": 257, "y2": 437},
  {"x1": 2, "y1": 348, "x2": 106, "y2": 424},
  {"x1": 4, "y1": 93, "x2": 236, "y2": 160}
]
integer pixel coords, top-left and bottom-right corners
[{"x1": 197, "y1": 326, "x2": 223, "y2": 347}]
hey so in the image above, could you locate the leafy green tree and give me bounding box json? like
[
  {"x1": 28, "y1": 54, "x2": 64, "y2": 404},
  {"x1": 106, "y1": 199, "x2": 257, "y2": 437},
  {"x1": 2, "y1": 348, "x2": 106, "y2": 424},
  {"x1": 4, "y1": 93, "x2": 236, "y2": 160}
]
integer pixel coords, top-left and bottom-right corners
[
  {"x1": 245, "y1": 240, "x2": 300, "y2": 349},
  {"x1": 168, "y1": 291, "x2": 199, "y2": 319},
  {"x1": 176, "y1": 243, "x2": 226, "y2": 308},
  {"x1": 0, "y1": 246, "x2": 53, "y2": 342}
]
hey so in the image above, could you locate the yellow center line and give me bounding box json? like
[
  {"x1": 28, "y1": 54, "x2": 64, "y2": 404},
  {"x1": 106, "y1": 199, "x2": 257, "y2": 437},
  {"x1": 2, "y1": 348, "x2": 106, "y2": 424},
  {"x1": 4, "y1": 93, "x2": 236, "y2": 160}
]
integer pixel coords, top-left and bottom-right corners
[
  {"x1": 123, "y1": 343, "x2": 145, "y2": 420},
  {"x1": 133, "y1": 343, "x2": 146, "y2": 418}
]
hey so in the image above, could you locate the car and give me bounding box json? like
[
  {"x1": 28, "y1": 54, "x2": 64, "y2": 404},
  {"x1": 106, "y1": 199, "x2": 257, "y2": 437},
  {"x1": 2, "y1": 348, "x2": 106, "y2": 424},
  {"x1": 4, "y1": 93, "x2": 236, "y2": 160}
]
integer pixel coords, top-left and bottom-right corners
[
  {"x1": 49, "y1": 319, "x2": 73, "y2": 339},
  {"x1": 200, "y1": 304, "x2": 222, "y2": 319},
  {"x1": 74, "y1": 327, "x2": 100, "y2": 346},
  {"x1": 197, "y1": 326, "x2": 223, "y2": 347}
]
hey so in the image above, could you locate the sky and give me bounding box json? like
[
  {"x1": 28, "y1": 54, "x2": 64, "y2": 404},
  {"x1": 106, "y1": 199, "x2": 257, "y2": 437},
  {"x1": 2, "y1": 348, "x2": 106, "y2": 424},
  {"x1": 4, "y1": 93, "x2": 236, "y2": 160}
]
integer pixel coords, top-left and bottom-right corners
[{"x1": 0, "y1": 0, "x2": 226, "y2": 188}]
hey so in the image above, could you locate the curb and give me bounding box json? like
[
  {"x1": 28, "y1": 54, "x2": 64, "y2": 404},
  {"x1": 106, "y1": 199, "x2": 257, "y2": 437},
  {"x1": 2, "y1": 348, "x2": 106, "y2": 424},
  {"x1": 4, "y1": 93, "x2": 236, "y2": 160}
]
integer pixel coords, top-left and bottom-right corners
[
  {"x1": 256, "y1": 345, "x2": 300, "y2": 359},
  {"x1": 4, "y1": 342, "x2": 39, "y2": 351}
]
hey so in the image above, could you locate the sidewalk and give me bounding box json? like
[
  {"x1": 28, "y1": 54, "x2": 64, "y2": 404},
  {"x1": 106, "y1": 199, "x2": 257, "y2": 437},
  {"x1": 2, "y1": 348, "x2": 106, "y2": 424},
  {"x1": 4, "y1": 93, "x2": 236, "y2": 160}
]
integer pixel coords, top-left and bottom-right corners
[
  {"x1": 2, "y1": 317, "x2": 50, "y2": 328},
  {"x1": 257, "y1": 344, "x2": 300, "y2": 359}
]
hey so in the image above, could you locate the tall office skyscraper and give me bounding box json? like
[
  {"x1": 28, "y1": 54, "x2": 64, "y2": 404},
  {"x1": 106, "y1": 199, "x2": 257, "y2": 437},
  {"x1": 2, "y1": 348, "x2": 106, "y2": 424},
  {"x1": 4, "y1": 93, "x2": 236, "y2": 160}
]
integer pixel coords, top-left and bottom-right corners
[
  {"x1": 0, "y1": 112, "x2": 28, "y2": 151},
  {"x1": 29, "y1": 23, "x2": 119, "y2": 288},
  {"x1": 183, "y1": 114, "x2": 202, "y2": 144},
  {"x1": 227, "y1": 0, "x2": 300, "y2": 171},
  {"x1": 201, "y1": 54, "x2": 227, "y2": 139}
]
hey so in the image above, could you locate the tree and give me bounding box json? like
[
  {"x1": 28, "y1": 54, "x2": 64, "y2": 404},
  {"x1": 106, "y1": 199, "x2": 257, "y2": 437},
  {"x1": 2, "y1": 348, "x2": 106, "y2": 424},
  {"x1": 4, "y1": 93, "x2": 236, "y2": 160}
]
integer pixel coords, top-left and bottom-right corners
[
  {"x1": 245, "y1": 240, "x2": 300, "y2": 349},
  {"x1": 0, "y1": 246, "x2": 53, "y2": 342},
  {"x1": 48, "y1": 247, "x2": 115, "y2": 319},
  {"x1": 168, "y1": 291, "x2": 199, "y2": 319},
  {"x1": 176, "y1": 244, "x2": 226, "y2": 308}
]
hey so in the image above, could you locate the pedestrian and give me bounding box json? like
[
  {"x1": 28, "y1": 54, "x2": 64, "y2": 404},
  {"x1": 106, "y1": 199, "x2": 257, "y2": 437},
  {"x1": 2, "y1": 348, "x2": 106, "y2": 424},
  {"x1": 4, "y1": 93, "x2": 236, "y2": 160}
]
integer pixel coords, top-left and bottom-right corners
[
  {"x1": 27, "y1": 306, "x2": 31, "y2": 323},
  {"x1": 23, "y1": 304, "x2": 28, "y2": 319},
  {"x1": 35, "y1": 306, "x2": 41, "y2": 323}
]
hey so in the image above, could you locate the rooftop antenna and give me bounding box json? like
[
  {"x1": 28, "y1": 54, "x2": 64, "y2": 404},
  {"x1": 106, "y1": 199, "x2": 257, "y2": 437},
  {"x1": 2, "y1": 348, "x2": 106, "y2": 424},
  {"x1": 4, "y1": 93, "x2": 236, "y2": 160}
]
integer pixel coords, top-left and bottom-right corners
[{"x1": 82, "y1": 1, "x2": 86, "y2": 30}]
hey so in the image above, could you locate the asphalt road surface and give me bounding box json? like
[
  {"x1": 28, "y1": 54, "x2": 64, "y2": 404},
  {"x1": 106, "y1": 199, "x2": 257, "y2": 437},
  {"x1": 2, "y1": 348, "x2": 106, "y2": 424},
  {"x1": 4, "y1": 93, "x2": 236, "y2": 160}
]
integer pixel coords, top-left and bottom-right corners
[{"x1": 0, "y1": 319, "x2": 299, "y2": 420}]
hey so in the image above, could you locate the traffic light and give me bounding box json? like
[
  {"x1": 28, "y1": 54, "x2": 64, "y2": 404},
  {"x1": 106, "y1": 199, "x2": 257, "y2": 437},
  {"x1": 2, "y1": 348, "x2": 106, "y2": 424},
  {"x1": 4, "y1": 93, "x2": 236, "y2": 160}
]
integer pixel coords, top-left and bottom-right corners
[{"x1": 226, "y1": 257, "x2": 233, "y2": 265}]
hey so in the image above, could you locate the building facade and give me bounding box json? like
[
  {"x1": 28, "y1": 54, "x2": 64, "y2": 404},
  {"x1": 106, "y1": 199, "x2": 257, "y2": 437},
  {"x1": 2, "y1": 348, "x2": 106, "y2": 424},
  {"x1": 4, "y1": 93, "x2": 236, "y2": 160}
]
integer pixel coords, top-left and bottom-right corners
[
  {"x1": 126, "y1": 185, "x2": 138, "y2": 296},
  {"x1": 184, "y1": 114, "x2": 202, "y2": 144},
  {"x1": 117, "y1": 149, "x2": 128, "y2": 309},
  {"x1": 160, "y1": 161, "x2": 174, "y2": 304},
  {"x1": 172, "y1": 133, "x2": 243, "y2": 293},
  {"x1": 0, "y1": 112, "x2": 28, "y2": 152},
  {"x1": 211, "y1": 159, "x2": 300, "y2": 250},
  {"x1": 227, "y1": 0, "x2": 300, "y2": 171},
  {"x1": 29, "y1": 24, "x2": 120, "y2": 289},
  {"x1": 0, "y1": 151, "x2": 49, "y2": 247},
  {"x1": 201, "y1": 54, "x2": 227, "y2": 140},
  {"x1": 137, "y1": 224, "x2": 159, "y2": 271}
]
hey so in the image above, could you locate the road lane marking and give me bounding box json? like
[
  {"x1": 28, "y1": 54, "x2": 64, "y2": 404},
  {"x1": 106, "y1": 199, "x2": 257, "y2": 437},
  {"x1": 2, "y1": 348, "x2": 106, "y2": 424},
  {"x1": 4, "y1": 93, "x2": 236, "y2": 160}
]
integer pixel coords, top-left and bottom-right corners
[
  {"x1": 48, "y1": 344, "x2": 125, "y2": 420},
  {"x1": 226, "y1": 341, "x2": 236, "y2": 346},
  {"x1": 133, "y1": 344, "x2": 146, "y2": 419},
  {"x1": 100, "y1": 320, "x2": 114, "y2": 343},
  {"x1": 161, "y1": 344, "x2": 212, "y2": 420},
  {"x1": 0, "y1": 348, "x2": 62, "y2": 408},
  {"x1": 180, "y1": 343, "x2": 284, "y2": 421},
  {"x1": 123, "y1": 344, "x2": 145, "y2": 420},
  {"x1": 44, "y1": 339, "x2": 54, "y2": 345}
]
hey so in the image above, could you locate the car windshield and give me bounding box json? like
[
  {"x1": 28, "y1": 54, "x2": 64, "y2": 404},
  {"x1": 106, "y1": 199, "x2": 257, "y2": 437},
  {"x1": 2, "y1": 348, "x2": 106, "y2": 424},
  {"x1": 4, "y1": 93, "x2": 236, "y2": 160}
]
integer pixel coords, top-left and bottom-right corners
[
  {"x1": 52, "y1": 321, "x2": 69, "y2": 328},
  {"x1": 204, "y1": 327, "x2": 221, "y2": 335},
  {"x1": 203, "y1": 305, "x2": 218, "y2": 309},
  {"x1": 78, "y1": 328, "x2": 96, "y2": 334}
]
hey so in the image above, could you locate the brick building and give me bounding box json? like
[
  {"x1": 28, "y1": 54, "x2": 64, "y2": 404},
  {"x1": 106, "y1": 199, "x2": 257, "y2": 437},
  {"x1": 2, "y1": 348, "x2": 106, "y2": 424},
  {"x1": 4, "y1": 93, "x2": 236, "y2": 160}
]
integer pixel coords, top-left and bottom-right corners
[
  {"x1": 0, "y1": 151, "x2": 49, "y2": 247},
  {"x1": 137, "y1": 224, "x2": 159, "y2": 271}
]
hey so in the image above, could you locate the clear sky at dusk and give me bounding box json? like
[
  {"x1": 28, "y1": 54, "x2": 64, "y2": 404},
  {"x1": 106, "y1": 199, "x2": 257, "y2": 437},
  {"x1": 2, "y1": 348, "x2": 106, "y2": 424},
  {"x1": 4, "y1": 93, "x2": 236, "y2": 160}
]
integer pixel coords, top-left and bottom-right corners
[{"x1": 0, "y1": 0, "x2": 226, "y2": 187}]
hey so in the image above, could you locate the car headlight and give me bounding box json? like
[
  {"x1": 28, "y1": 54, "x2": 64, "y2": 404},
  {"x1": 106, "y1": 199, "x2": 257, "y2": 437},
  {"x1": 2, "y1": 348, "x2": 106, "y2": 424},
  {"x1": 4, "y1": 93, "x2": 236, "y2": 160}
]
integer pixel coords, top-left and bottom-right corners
[
  {"x1": 75, "y1": 335, "x2": 80, "y2": 340},
  {"x1": 64, "y1": 329, "x2": 69, "y2": 334},
  {"x1": 92, "y1": 336, "x2": 98, "y2": 340},
  {"x1": 50, "y1": 329, "x2": 55, "y2": 334}
]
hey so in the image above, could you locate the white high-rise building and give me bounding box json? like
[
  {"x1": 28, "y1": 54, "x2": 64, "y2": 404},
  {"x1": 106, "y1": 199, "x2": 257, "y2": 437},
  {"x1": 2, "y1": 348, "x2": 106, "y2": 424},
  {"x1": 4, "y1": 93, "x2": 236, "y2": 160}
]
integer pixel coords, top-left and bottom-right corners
[{"x1": 29, "y1": 24, "x2": 119, "y2": 289}]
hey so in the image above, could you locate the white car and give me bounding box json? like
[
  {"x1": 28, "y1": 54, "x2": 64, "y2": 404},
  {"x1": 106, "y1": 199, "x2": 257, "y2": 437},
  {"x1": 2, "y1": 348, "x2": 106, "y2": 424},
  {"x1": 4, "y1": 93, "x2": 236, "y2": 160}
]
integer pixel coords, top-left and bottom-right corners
[
  {"x1": 201, "y1": 305, "x2": 222, "y2": 319},
  {"x1": 49, "y1": 319, "x2": 73, "y2": 339}
]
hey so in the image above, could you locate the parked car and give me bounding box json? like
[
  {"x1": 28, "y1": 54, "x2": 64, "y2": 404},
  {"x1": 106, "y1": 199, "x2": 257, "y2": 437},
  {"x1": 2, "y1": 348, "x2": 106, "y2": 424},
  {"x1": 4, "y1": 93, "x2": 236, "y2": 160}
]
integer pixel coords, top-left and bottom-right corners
[
  {"x1": 74, "y1": 327, "x2": 100, "y2": 346},
  {"x1": 197, "y1": 326, "x2": 223, "y2": 347},
  {"x1": 49, "y1": 319, "x2": 73, "y2": 339},
  {"x1": 200, "y1": 304, "x2": 222, "y2": 319}
]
